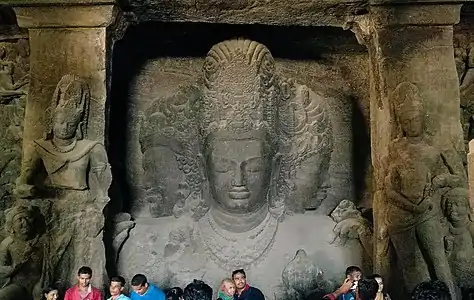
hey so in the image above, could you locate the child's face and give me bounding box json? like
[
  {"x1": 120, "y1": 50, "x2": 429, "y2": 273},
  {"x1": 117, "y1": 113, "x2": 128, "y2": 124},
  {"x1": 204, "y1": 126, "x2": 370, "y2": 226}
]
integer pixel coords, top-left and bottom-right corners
[
  {"x1": 223, "y1": 282, "x2": 236, "y2": 296},
  {"x1": 349, "y1": 271, "x2": 362, "y2": 282}
]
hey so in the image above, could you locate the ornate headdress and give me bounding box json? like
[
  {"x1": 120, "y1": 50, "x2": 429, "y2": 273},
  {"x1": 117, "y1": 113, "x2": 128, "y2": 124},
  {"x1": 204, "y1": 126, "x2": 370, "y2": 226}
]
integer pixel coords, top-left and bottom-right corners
[
  {"x1": 4, "y1": 205, "x2": 43, "y2": 236},
  {"x1": 45, "y1": 74, "x2": 90, "y2": 140},
  {"x1": 199, "y1": 39, "x2": 278, "y2": 141},
  {"x1": 139, "y1": 86, "x2": 208, "y2": 218},
  {"x1": 392, "y1": 81, "x2": 423, "y2": 117}
]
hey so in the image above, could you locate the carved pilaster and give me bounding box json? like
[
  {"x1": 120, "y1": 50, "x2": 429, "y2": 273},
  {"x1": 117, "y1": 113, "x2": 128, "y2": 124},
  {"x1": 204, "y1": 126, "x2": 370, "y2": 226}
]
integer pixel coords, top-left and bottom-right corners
[
  {"x1": 346, "y1": 1, "x2": 469, "y2": 298},
  {"x1": 2, "y1": 0, "x2": 119, "y2": 291}
]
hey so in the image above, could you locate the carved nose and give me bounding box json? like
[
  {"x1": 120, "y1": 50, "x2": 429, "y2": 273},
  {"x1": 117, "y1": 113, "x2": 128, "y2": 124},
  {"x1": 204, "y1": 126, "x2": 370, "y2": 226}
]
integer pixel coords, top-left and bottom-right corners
[{"x1": 231, "y1": 167, "x2": 246, "y2": 186}]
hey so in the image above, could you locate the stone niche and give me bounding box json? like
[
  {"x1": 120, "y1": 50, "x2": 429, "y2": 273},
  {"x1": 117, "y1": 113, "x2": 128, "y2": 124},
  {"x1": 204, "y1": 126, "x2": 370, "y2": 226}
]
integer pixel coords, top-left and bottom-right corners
[
  {"x1": 109, "y1": 21, "x2": 372, "y2": 299},
  {"x1": 2, "y1": 1, "x2": 474, "y2": 300}
]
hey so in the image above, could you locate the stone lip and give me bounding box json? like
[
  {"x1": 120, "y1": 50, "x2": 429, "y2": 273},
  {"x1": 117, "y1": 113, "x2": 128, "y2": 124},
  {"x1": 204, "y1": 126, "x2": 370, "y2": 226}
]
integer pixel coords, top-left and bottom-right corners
[
  {"x1": 11, "y1": 3, "x2": 117, "y2": 28},
  {"x1": 2, "y1": 0, "x2": 471, "y2": 27},
  {"x1": 370, "y1": 0, "x2": 472, "y2": 4},
  {"x1": 0, "y1": 0, "x2": 115, "y2": 5},
  {"x1": 126, "y1": 0, "x2": 369, "y2": 27}
]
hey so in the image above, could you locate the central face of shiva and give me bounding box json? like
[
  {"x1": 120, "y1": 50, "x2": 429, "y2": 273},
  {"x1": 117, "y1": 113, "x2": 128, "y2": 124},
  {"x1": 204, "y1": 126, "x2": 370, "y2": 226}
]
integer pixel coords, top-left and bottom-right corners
[{"x1": 205, "y1": 130, "x2": 273, "y2": 214}]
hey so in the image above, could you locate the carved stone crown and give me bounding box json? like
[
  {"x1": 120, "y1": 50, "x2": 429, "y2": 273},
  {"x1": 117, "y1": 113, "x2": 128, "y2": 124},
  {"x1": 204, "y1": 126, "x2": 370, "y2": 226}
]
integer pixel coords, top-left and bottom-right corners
[
  {"x1": 392, "y1": 81, "x2": 423, "y2": 116},
  {"x1": 199, "y1": 39, "x2": 278, "y2": 138},
  {"x1": 45, "y1": 74, "x2": 90, "y2": 140}
]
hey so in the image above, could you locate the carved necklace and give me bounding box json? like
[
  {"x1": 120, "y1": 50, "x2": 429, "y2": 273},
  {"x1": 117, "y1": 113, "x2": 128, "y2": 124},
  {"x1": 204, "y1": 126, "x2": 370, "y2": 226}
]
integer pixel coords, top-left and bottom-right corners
[
  {"x1": 51, "y1": 139, "x2": 77, "y2": 153},
  {"x1": 198, "y1": 209, "x2": 278, "y2": 271},
  {"x1": 12, "y1": 234, "x2": 41, "y2": 264}
]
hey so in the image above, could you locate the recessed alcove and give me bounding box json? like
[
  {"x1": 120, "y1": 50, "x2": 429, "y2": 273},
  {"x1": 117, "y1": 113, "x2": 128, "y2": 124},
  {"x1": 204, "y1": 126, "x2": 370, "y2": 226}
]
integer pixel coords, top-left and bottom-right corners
[{"x1": 109, "y1": 21, "x2": 371, "y2": 215}]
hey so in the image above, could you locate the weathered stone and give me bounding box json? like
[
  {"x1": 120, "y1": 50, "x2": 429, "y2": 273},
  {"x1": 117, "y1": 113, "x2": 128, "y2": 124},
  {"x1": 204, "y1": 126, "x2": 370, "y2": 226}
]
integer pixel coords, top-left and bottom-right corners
[
  {"x1": 126, "y1": 0, "x2": 368, "y2": 27},
  {"x1": 0, "y1": 204, "x2": 70, "y2": 300},
  {"x1": 361, "y1": 2, "x2": 469, "y2": 299},
  {"x1": 118, "y1": 39, "x2": 363, "y2": 299},
  {"x1": 15, "y1": 75, "x2": 112, "y2": 289},
  {"x1": 384, "y1": 81, "x2": 463, "y2": 299},
  {"x1": 0, "y1": 37, "x2": 28, "y2": 242},
  {"x1": 0, "y1": 0, "x2": 472, "y2": 298},
  {"x1": 441, "y1": 187, "x2": 474, "y2": 291}
]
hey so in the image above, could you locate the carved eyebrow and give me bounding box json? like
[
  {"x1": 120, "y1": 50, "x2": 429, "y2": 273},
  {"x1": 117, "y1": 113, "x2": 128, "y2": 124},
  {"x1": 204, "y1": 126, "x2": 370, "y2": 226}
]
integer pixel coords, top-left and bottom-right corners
[
  {"x1": 244, "y1": 156, "x2": 263, "y2": 164},
  {"x1": 211, "y1": 155, "x2": 236, "y2": 165}
]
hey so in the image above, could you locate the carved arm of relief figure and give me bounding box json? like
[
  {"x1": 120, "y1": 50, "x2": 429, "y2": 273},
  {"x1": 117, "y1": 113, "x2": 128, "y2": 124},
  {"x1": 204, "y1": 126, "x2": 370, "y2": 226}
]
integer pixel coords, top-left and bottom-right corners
[
  {"x1": 384, "y1": 168, "x2": 432, "y2": 215},
  {"x1": 87, "y1": 143, "x2": 112, "y2": 236},
  {"x1": 0, "y1": 238, "x2": 16, "y2": 279},
  {"x1": 14, "y1": 146, "x2": 42, "y2": 199}
]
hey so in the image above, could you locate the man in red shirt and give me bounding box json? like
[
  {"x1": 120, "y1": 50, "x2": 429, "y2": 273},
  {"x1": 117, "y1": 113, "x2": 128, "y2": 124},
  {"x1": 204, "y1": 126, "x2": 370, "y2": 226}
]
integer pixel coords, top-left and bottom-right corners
[{"x1": 64, "y1": 266, "x2": 102, "y2": 300}]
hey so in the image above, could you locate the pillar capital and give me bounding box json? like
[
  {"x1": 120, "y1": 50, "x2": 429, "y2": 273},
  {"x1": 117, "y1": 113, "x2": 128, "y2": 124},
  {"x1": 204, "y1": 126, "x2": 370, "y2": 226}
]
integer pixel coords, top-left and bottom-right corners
[
  {"x1": 1, "y1": 0, "x2": 117, "y2": 28},
  {"x1": 368, "y1": 0, "x2": 472, "y2": 27}
]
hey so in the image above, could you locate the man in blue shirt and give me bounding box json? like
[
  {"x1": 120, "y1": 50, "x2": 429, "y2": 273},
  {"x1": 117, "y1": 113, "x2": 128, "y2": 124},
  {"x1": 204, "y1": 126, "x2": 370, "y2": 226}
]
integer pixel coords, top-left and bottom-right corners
[{"x1": 130, "y1": 274, "x2": 166, "y2": 300}]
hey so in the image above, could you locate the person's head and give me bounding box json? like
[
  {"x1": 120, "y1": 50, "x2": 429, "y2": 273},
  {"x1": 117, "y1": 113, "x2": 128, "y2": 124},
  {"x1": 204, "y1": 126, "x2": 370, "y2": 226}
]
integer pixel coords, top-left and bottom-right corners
[
  {"x1": 77, "y1": 266, "x2": 92, "y2": 288},
  {"x1": 345, "y1": 266, "x2": 362, "y2": 282},
  {"x1": 131, "y1": 274, "x2": 149, "y2": 295},
  {"x1": 357, "y1": 279, "x2": 379, "y2": 300},
  {"x1": 41, "y1": 287, "x2": 59, "y2": 300},
  {"x1": 232, "y1": 269, "x2": 247, "y2": 291},
  {"x1": 368, "y1": 274, "x2": 384, "y2": 293},
  {"x1": 183, "y1": 279, "x2": 212, "y2": 300},
  {"x1": 109, "y1": 276, "x2": 126, "y2": 297},
  {"x1": 220, "y1": 278, "x2": 236, "y2": 296},
  {"x1": 411, "y1": 280, "x2": 451, "y2": 300},
  {"x1": 166, "y1": 287, "x2": 184, "y2": 300}
]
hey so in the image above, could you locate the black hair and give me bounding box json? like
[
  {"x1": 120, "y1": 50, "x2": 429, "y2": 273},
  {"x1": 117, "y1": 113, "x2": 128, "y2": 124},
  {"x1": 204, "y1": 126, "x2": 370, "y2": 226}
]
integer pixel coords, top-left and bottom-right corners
[
  {"x1": 183, "y1": 280, "x2": 213, "y2": 300},
  {"x1": 41, "y1": 286, "x2": 59, "y2": 300},
  {"x1": 368, "y1": 274, "x2": 382, "y2": 279},
  {"x1": 411, "y1": 280, "x2": 451, "y2": 300},
  {"x1": 131, "y1": 274, "x2": 148, "y2": 287},
  {"x1": 232, "y1": 269, "x2": 246, "y2": 279},
  {"x1": 110, "y1": 276, "x2": 126, "y2": 287},
  {"x1": 77, "y1": 266, "x2": 92, "y2": 276},
  {"x1": 345, "y1": 266, "x2": 362, "y2": 277},
  {"x1": 166, "y1": 287, "x2": 184, "y2": 300},
  {"x1": 357, "y1": 278, "x2": 379, "y2": 300}
]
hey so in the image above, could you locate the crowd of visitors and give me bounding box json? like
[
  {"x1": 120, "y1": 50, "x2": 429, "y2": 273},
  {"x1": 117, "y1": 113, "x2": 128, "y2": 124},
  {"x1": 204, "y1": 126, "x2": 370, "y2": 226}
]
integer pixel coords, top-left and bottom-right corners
[
  {"x1": 41, "y1": 265, "x2": 455, "y2": 300},
  {"x1": 322, "y1": 266, "x2": 452, "y2": 300}
]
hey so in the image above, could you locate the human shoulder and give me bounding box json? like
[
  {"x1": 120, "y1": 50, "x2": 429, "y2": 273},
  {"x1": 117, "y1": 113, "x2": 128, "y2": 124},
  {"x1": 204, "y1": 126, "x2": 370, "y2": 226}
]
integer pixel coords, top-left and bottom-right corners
[
  {"x1": 91, "y1": 286, "x2": 102, "y2": 298},
  {"x1": 130, "y1": 291, "x2": 139, "y2": 300},
  {"x1": 108, "y1": 294, "x2": 131, "y2": 300},
  {"x1": 64, "y1": 286, "x2": 77, "y2": 300},
  {"x1": 149, "y1": 284, "x2": 166, "y2": 298},
  {"x1": 249, "y1": 286, "x2": 264, "y2": 299}
]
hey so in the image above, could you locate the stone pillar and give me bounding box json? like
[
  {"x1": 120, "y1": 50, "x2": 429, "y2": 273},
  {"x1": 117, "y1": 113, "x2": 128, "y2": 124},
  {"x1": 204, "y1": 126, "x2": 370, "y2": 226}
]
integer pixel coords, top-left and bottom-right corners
[
  {"x1": 346, "y1": 0, "x2": 467, "y2": 296},
  {"x1": 468, "y1": 139, "x2": 474, "y2": 209},
  {"x1": 12, "y1": 0, "x2": 118, "y2": 154},
  {"x1": 8, "y1": 0, "x2": 119, "y2": 289}
]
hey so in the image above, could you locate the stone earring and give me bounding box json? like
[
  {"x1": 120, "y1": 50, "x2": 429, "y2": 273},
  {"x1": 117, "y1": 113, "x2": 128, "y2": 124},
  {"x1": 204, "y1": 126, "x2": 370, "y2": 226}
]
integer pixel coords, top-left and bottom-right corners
[
  {"x1": 268, "y1": 153, "x2": 285, "y2": 220},
  {"x1": 76, "y1": 121, "x2": 84, "y2": 139}
]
